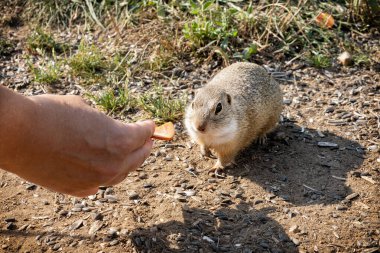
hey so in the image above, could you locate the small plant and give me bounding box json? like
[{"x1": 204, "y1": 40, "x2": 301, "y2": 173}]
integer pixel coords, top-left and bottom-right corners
[
  {"x1": 90, "y1": 87, "x2": 136, "y2": 114},
  {"x1": 28, "y1": 53, "x2": 62, "y2": 85},
  {"x1": 0, "y1": 38, "x2": 14, "y2": 56},
  {"x1": 27, "y1": 28, "x2": 68, "y2": 54},
  {"x1": 69, "y1": 40, "x2": 106, "y2": 77},
  {"x1": 139, "y1": 84, "x2": 186, "y2": 123},
  {"x1": 307, "y1": 52, "x2": 332, "y2": 68},
  {"x1": 182, "y1": 0, "x2": 238, "y2": 49}
]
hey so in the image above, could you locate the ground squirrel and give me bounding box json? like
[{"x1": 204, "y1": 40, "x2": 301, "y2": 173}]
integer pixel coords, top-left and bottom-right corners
[{"x1": 185, "y1": 62, "x2": 283, "y2": 173}]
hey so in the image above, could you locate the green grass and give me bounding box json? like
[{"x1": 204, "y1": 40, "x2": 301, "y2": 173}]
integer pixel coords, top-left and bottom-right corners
[
  {"x1": 138, "y1": 84, "x2": 186, "y2": 123},
  {"x1": 307, "y1": 52, "x2": 332, "y2": 69},
  {"x1": 27, "y1": 28, "x2": 68, "y2": 54},
  {"x1": 68, "y1": 40, "x2": 106, "y2": 77},
  {"x1": 0, "y1": 38, "x2": 14, "y2": 56},
  {"x1": 182, "y1": 1, "x2": 238, "y2": 49},
  {"x1": 90, "y1": 86, "x2": 136, "y2": 114}
]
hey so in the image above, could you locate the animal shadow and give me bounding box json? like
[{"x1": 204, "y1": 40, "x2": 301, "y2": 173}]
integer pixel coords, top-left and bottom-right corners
[
  {"x1": 229, "y1": 121, "x2": 365, "y2": 206},
  {"x1": 131, "y1": 201, "x2": 298, "y2": 253}
]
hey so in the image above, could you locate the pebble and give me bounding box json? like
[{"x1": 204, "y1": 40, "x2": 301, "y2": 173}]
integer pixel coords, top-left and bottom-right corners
[
  {"x1": 109, "y1": 239, "x2": 119, "y2": 246},
  {"x1": 345, "y1": 192, "x2": 359, "y2": 201},
  {"x1": 70, "y1": 219, "x2": 83, "y2": 230},
  {"x1": 337, "y1": 51, "x2": 353, "y2": 66},
  {"x1": 128, "y1": 191, "x2": 139, "y2": 200},
  {"x1": 71, "y1": 207, "x2": 82, "y2": 212},
  {"x1": 25, "y1": 183, "x2": 37, "y2": 190},
  {"x1": 92, "y1": 212, "x2": 103, "y2": 221},
  {"x1": 164, "y1": 154, "x2": 174, "y2": 161},
  {"x1": 52, "y1": 243, "x2": 61, "y2": 251},
  {"x1": 89, "y1": 220, "x2": 103, "y2": 235},
  {"x1": 184, "y1": 190, "x2": 196, "y2": 196},
  {"x1": 108, "y1": 227, "x2": 119, "y2": 238},
  {"x1": 174, "y1": 193, "x2": 187, "y2": 202},
  {"x1": 325, "y1": 106, "x2": 334, "y2": 113},
  {"x1": 289, "y1": 225, "x2": 300, "y2": 233},
  {"x1": 69, "y1": 241, "x2": 78, "y2": 247},
  {"x1": 2, "y1": 244, "x2": 8, "y2": 249},
  {"x1": 291, "y1": 237, "x2": 300, "y2": 246},
  {"x1": 105, "y1": 195, "x2": 118, "y2": 203},
  {"x1": 336, "y1": 205, "x2": 348, "y2": 211}
]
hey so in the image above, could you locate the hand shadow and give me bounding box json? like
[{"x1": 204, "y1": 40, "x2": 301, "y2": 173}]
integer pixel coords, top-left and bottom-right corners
[
  {"x1": 229, "y1": 121, "x2": 365, "y2": 206},
  {"x1": 131, "y1": 201, "x2": 298, "y2": 253}
]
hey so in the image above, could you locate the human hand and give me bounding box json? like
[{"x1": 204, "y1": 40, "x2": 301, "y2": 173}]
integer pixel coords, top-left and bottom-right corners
[{"x1": 0, "y1": 91, "x2": 154, "y2": 197}]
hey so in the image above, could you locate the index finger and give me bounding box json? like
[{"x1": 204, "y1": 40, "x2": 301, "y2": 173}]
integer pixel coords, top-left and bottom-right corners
[{"x1": 123, "y1": 120, "x2": 155, "y2": 151}]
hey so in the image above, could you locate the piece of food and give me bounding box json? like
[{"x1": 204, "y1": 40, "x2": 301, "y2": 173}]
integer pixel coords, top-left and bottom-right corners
[
  {"x1": 152, "y1": 122, "x2": 175, "y2": 141},
  {"x1": 315, "y1": 12, "x2": 334, "y2": 29}
]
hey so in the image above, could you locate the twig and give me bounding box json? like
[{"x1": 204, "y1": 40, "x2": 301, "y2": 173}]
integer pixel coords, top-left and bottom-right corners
[
  {"x1": 303, "y1": 184, "x2": 322, "y2": 194},
  {"x1": 361, "y1": 176, "x2": 377, "y2": 185},
  {"x1": 332, "y1": 175, "x2": 346, "y2": 181}
]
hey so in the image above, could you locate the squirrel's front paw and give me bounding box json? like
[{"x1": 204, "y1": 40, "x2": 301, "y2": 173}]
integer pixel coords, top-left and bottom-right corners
[{"x1": 200, "y1": 145, "x2": 216, "y2": 159}]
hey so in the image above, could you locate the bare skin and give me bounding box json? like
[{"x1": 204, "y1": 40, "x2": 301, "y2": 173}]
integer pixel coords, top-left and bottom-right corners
[{"x1": 0, "y1": 86, "x2": 155, "y2": 197}]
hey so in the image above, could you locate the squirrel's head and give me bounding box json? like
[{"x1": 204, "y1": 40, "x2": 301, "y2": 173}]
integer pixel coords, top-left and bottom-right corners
[{"x1": 185, "y1": 88, "x2": 234, "y2": 136}]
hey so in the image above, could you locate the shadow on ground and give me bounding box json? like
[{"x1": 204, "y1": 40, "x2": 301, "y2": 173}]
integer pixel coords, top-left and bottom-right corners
[
  {"x1": 131, "y1": 202, "x2": 297, "y2": 253},
  {"x1": 231, "y1": 121, "x2": 365, "y2": 206},
  {"x1": 130, "y1": 121, "x2": 364, "y2": 253}
]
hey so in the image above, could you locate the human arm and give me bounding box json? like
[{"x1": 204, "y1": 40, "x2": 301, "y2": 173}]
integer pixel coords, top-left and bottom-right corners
[{"x1": 0, "y1": 86, "x2": 155, "y2": 197}]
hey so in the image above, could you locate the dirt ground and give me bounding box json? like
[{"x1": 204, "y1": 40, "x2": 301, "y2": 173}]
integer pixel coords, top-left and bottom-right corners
[{"x1": 1, "y1": 3, "x2": 380, "y2": 253}]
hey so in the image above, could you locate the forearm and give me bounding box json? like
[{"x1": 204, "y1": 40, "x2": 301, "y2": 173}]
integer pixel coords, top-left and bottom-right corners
[{"x1": 0, "y1": 86, "x2": 35, "y2": 172}]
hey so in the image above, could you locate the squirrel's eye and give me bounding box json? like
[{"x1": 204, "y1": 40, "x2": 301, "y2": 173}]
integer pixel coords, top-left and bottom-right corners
[{"x1": 215, "y1": 103, "x2": 222, "y2": 115}]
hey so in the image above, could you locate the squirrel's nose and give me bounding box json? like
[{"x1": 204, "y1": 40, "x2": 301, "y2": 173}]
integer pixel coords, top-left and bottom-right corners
[{"x1": 196, "y1": 123, "x2": 207, "y2": 132}]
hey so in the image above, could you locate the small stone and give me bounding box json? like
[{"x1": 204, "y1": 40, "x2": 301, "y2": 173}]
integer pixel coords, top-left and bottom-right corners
[
  {"x1": 92, "y1": 212, "x2": 103, "y2": 221},
  {"x1": 317, "y1": 142, "x2": 338, "y2": 148},
  {"x1": 52, "y1": 243, "x2": 61, "y2": 251},
  {"x1": 128, "y1": 191, "x2": 139, "y2": 200},
  {"x1": 325, "y1": 106, "x2": 335, "y2": 113},
  {"x1": 2, "y1": 244, "x2": 8, "y2": 249},
  {"x1": 105, "y1": 195, "x2": 118, "y2": 203},
  {"x1": 25, "y1": 183, "x2": 37, "y2": 190},
  {"x1": 69, "y1": 241, "x2": 78, "y2": 247},
  {"x1": 164, "y1": 154, "x2": 174, "y2": 161},
  {"x1": 283, "y1": 98, "x2": 292, "y2": 105},
  {"x1": 291, "y1": 237, "x2": 300, "y2": 246},
  {"x1": 143, "y1": 183, "x2": 153, "y2": 188},
  {"x1": 71, "y1": 207, "x2": 82, "y2": 212},
  {"x1": 174, "y1": 193, "x2": 187, "y2": 202},
  {"x1": 336, "y1": 205, "x2": 348, "y2": 211},
  {"x1": 109, "y1": 239, "x2": 119, "y2": 246},
  {"x1": 88, "y1": 195, "x2": 97, "y2": 200},
  {"x1": 184, "y1": 190, "x2": 196, "y2": 196},
  {"x1": 289, "y1": 225, "x2": 300, "y2": 233},
  {"x1": 70, "y1": 219, "x2": 83, "y2": 230},
  {"x1": 89, "y1": 220, "x2": 103, "y2": 235},
  {"x1": 58, "y1": 210, "x2": 68, "y2": 217},
  {"x1": 337, "y1": 51, "x2": 353, "y2": 66},
  {"x1": 368, "y1": 145, "x2": 378, "y2": 152},
  {"x1": 108, "y1": 227, "x2": 119, "y2": 238},
  {"x1": 345, "y1": 192, "x2": 359, "y2": 201}
]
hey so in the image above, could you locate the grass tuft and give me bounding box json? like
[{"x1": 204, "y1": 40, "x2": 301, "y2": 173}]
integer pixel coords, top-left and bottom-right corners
[
  {"x1": 27, "y1": 28, "x2": 68, "y2": 54},
  {"x1": 68, "y1": 40, "x2": 106, "y2": 77},
  {"x1": 90, "y1": 86, "x2": 136, "y2": 114},
  {"x1": 138, "y1": 84, "x2": 186, "y2": 123}
]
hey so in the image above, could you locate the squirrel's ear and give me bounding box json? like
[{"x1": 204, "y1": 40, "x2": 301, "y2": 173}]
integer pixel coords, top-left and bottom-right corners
[{"x1": 226, "y1": 93, "x2": 231, "y2": 104}]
